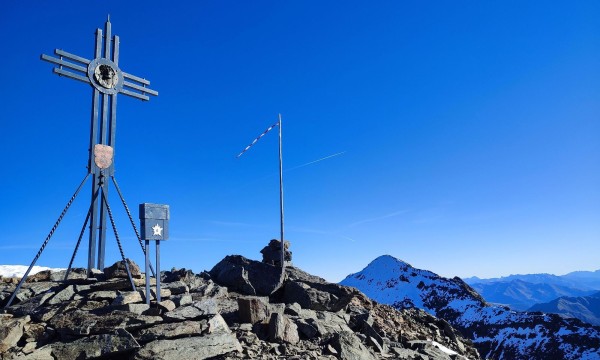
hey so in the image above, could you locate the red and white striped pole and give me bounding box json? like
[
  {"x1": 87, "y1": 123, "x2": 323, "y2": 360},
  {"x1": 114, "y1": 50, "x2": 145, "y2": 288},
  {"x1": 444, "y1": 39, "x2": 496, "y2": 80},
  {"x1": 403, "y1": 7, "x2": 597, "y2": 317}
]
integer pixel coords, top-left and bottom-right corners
[{"x1": 237, "y1": 114, "x2": 286, "y2": 272}]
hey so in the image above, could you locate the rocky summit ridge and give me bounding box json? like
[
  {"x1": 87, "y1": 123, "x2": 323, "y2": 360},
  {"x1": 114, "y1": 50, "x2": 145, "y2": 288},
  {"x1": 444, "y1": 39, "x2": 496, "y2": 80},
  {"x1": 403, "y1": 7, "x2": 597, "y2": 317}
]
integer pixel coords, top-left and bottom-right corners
[
  {"x1": 341, "y1": 255, "x2": 600, "y2": 360},
  {"x1": 0, "y1": 253, "x2": 480, "y2": 360}
]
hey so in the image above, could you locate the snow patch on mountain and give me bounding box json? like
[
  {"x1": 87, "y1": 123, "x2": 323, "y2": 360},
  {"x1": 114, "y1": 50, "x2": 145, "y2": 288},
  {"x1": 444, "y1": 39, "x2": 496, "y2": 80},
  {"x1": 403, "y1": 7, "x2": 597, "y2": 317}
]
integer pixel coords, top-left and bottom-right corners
[{"x1": 0, "y1": 265, "x2": 63, "y2": 278}]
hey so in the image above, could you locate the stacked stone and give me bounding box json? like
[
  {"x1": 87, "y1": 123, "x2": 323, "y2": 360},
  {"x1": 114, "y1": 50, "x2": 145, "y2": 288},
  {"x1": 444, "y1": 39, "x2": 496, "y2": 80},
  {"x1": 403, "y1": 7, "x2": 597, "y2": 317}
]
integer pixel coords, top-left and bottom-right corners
[
  {"x1": 1, "y1": 256, "x2": 480, "y2": 360},
  {"x1": 260, "y1": 239, "x2": 292, "y2": 266}
]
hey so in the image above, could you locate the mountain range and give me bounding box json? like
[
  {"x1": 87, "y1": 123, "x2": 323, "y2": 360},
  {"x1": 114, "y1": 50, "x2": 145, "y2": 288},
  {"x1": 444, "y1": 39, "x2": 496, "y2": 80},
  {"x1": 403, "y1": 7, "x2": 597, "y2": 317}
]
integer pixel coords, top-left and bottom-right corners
[
  {"x1": 529, "y1": 291, "x2": 600, "y2": 326},
  {"x1": 341, "y1": 255, "x2": 600, "y2": 359},
  {"x1": 464, "y1": 269, "x2": 600, "y2": 290},
  {"x1": 464, "y1": 278, "x2": 598, "y2": 311},
  {"x1": 462, "y1": 267, "x2": 600, "y2": 326}
]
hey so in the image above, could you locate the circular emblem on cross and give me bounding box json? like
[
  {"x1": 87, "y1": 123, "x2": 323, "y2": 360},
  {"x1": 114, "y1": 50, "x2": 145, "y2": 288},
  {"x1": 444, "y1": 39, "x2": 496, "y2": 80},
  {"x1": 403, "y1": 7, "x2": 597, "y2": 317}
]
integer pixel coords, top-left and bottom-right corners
[
  {"x1": 94, "y1": 64, "x2": 118, "y2": 89},
  {"x1": 87, "y1": 58, "x2": 123, "y2": 94}
]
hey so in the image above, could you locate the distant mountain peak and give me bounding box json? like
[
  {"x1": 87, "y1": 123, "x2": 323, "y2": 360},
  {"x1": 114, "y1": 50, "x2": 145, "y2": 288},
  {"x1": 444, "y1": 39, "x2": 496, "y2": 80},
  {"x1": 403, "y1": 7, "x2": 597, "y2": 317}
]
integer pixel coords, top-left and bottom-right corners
[{"x1": 366, "y1": 254, "x2": 412, "y2": 270}]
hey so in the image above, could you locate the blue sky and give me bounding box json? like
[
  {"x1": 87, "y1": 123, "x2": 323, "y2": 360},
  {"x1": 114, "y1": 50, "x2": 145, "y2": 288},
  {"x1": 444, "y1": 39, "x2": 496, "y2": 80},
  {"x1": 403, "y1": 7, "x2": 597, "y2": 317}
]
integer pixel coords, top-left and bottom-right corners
[{"x1": 1, "y1": 1, "x2": 598, "y2": 282}]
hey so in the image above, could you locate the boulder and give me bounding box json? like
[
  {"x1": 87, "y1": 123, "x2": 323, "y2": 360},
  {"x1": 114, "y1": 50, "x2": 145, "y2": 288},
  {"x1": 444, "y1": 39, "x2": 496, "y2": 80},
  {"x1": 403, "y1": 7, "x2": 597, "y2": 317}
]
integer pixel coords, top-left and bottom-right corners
[
  {"x1": 162, "y1": 268, "x2": 206, "y2": 291},
  {"x1": 209, "y1": 255, "x2": 282, "y2": 296},
  {"x1": 268, "y1": 312, "x2": 299, "y2": 344},
  {"x1": 295, "y1": 318, "x2": 319, "y2": 339},
  {"x1": 208, "y1": 314, "x2": 231, "y2": 334},
  {"x1": 104, "y1": 259, "x2": 142, "y2": 279},
  {"x1": 284, "y1": 302, "x2": 302, "y2": 316},
  {"x1": 172, "y1": 294, "x2": 193, "y2": 307},
  {"x1": 0, "y1": 315, "x2": 30, "y2": 353},
  {"x1": 283, "y1": 266, "x2": 365, "y2": 312},
  {"x1": 158, "y1": 299, "x2": 176, "y2": 312},
  {"x1": 238, "y1": 296, "x2": 269, "y2": 324},
  {"x1": 330, "y1": 331, "x2": 376, "y2": 360}
]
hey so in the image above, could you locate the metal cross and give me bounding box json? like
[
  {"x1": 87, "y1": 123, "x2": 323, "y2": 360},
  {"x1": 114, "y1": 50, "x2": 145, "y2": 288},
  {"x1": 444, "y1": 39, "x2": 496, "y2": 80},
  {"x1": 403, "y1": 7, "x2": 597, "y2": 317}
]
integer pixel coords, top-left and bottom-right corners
[{"x1": 41, "y1": 16, "x2": 158, "y2": 272}]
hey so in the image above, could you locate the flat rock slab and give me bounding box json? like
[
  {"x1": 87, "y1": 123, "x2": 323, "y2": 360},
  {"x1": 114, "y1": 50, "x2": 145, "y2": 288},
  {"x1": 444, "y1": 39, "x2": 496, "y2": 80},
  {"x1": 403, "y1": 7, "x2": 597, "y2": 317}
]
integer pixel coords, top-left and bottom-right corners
[
  {"x1": 88, "y1": 290, "x2": 118, "y2": 301},
  {"x1": 50, "y1": 310, "x2": 162, "y2": 337},
  {"x1": 13, "y1": 346, "x2": 54, "y2": 359},
  {"x1": 112, "y1": 291, "x2": 143, "y2": 306},
  {"x1": 133, "y1": 332, "x2": 242, "y2": 360},
  {"x1": 136, "y1": 320, "x2": 207, "y2": 342},
  {"x1": 163, "y1": 299, "x2": 219, "y2": 321},
  {"x1": 47, "y1": 285, "x2": 75, "y2": 305},
  {"x1": 51, "y1": 328, "x2": 140, "y2": 359},
  {"x1": 163, "y1": 280, "x2": 189, "y2": 294}
]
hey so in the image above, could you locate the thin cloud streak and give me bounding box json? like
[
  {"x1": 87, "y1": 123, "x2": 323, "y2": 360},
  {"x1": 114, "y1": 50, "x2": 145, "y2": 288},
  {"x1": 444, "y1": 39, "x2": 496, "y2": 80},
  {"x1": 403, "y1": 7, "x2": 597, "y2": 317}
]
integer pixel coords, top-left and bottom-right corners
[
  {"x1": 207, "y1": 220, "x2": 268, "y2": 228},
  {"x1": 348, "y1": 210, "x2": 410, "y2": 227},
  {"x1": 288, "y1": 226, "x2": 356, "y2": 243},
  {"x1": 285, "y1": 151, "x2": 346, "y2": 172},
  {"x1": 171, "y1": 237, "x2": 238, "y2": 243}
]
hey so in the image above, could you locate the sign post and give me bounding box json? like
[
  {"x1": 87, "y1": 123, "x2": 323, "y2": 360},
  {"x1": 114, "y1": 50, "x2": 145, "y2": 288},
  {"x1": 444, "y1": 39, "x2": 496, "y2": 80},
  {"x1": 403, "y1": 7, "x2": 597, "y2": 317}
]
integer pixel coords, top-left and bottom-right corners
[{"x1": 140, "y1": 203, "x2": 170, "y2": 305}]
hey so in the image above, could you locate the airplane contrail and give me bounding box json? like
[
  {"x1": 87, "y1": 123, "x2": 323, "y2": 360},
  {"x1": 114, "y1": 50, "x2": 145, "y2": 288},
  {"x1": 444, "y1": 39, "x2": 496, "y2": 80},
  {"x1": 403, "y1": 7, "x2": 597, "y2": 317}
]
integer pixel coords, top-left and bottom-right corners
[{"x1": 286, "y1": 151, "x2": 346, "y2": 172}]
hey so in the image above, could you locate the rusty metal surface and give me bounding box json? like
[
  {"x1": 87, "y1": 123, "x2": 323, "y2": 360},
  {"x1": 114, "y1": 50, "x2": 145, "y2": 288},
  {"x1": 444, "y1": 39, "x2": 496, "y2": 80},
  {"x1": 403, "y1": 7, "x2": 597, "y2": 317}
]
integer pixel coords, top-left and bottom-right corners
[{"x1": 93, "y1": 144, "x2": 114, "y2": 169}]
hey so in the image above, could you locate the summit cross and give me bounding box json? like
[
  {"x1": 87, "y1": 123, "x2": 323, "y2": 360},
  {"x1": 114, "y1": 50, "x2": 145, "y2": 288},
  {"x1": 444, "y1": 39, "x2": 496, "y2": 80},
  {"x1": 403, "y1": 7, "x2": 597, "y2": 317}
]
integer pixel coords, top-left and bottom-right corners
[{"x1": 41, "y1": 16, "x2": 158, "y2": 272}]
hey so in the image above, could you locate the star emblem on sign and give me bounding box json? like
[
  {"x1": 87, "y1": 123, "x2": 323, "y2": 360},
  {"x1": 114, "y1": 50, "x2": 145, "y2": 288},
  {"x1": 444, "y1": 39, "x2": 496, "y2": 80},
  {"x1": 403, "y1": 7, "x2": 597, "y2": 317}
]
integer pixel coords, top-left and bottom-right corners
[{"x1": 152, "y1": 223, "x2": 163, "y2": 236}]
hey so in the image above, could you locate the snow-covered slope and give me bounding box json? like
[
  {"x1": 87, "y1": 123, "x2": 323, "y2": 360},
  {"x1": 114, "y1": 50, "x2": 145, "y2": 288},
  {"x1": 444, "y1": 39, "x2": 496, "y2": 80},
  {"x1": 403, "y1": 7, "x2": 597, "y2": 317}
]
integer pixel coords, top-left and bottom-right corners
[
  {"x1": 0, "y1": 265, "x2": 63, "y2": 278},
  {"x1": 341, "y1": 255, "x2": 600, "y2": 360}
]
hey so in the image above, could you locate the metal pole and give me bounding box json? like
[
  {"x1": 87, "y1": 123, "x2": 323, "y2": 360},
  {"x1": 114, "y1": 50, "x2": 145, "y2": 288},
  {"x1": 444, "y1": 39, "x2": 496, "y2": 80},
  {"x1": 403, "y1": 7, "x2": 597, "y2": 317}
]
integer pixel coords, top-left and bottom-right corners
[
  {"x1": 278, "y1": 113, "x2": 285, "y2": 269},
  {"x1": 156, "y1": 240, "x2": 161, "y2": 304},
  {"x1": 145, "y1": 240, "x2": 150, "y2": 305}
]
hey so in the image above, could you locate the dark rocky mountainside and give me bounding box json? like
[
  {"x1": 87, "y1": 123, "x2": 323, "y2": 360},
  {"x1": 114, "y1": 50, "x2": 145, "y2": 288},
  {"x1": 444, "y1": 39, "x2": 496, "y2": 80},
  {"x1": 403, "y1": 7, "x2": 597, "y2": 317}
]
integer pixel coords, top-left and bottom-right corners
[
  {"x1": 0, "y1": 254, "x2": 480, "y2": 359},
  {"x1": 341, "y1": 255, "x2": 600, "y2": 360}
]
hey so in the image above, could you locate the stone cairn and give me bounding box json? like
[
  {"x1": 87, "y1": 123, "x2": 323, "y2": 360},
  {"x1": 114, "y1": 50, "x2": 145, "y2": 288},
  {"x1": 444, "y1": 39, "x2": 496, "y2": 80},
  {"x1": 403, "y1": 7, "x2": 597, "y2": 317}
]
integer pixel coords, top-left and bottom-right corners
[
  {"x1": 260, "y1": 239, "x2": 292, "y2": 267},
  {"x1": 0, "y1": 252, "x2": 480, "y2": 360}
]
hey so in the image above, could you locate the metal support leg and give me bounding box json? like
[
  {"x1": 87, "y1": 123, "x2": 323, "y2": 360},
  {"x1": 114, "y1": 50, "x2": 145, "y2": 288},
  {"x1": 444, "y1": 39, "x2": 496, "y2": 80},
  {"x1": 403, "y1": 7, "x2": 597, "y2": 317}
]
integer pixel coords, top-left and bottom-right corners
[
  {"x1": 145, "y1": 240, "x2": 150, "y2": 305},
  {"x1": 97, "y1": 174, "x2": 108, "y2": 270},
  {"x1": 88, "y1": 173, "x2": 100, "y2": 274},
  {"x1": 64, "y1": 190, "x2": 97, "y2": 281},
  {"x1": 4, "y1": 174, "x2": 90, "y2": 308},
  {"x1": 101, "y1": 187, "x2": 136, "y2": 291},
  {"x1": 156, "y1": 240, "x2": 161, "y2": 304},
  {"x1": 112, "y1": 176, "x2": 156, "y2": 277}
]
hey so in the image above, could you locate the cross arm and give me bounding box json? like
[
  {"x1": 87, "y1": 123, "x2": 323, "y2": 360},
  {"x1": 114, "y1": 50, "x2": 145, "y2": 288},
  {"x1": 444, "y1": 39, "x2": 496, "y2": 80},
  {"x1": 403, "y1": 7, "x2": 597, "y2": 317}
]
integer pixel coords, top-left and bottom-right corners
[
  {"x1": 41, "y1": 49, "x2": 91, "y2": 85},
  {"x1": 120, "y1": 73, "x2": 158, "y2": 101}
]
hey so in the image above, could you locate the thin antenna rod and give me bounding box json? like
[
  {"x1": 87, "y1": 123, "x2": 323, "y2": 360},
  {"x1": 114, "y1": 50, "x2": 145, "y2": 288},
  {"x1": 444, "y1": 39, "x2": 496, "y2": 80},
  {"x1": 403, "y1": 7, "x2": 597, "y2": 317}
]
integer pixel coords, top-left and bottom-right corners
[{"x1": 278, "y1": 113, "x2": 285, "y2": 271}]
